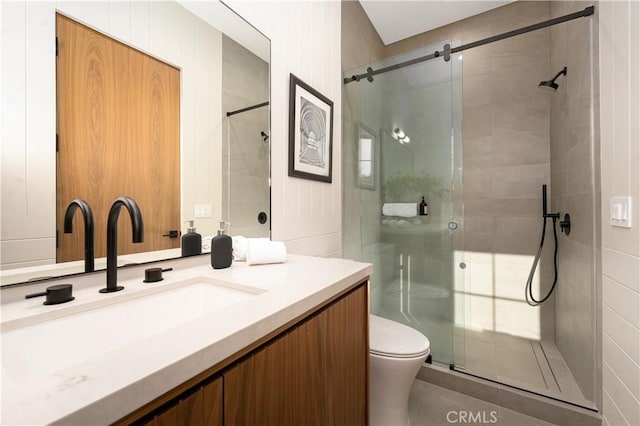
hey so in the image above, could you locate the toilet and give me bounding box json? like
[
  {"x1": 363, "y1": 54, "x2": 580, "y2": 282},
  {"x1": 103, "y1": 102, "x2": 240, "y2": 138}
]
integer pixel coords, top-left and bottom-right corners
[{"x1": 369, "y1": 314, "x2": 430, "y2": 426}]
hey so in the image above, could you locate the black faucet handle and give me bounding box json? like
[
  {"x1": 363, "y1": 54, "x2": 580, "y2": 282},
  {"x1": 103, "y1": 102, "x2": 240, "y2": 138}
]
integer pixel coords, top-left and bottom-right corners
[
  {"x1": 143, "y1": 267, "x2": 173, "y2": 283},
  {"x1": 24, "y1": 291, "x2": 47, "y2": 299},
  {"x1": 26, "y1": 284, "x2": 75, "y2": 305}
]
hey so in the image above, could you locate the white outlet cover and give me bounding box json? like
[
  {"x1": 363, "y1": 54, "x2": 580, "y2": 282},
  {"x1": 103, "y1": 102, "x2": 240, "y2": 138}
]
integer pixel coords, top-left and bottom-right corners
[
  {"x1": 610, "y1": 196, "x2": 632, "y2": 228},
  {"x1": 195, "y1": 204, "x2": 213, "y2": 218}
]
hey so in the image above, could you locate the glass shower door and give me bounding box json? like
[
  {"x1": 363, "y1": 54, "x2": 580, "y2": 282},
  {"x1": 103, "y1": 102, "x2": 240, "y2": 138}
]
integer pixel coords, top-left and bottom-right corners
[{"x1": 343, "y1": 41, "x2": 464, "y2": 366}]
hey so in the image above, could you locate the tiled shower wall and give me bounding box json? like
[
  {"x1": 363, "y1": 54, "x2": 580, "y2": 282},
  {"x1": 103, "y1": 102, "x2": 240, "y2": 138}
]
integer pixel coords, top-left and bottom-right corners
[
  {"x1": 385, "y1": 1, "x2": 556, "y2": 342},
  {"x1": 549, "y1": 0, "x2": 600, "y2": 404},
  {"x1": 221, "y1": 36, "x2": 270, "y2": 238},
  {"x1": 341, "y1": 1, "x2": 385, "y2": 280}
]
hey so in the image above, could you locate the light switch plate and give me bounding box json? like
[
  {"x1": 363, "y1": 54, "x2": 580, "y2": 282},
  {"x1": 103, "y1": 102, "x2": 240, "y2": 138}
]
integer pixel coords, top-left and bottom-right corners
[
  {"x1": 195, "y1": 204, "x2": 213, "y2": 218},
  {"x1": 609, "y1": 196, "x2": 632, "y2": 228}
]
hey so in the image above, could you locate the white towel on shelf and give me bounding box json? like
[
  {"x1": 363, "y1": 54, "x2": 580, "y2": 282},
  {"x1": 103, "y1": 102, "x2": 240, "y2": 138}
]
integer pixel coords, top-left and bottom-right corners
[
  {"x1": 246, "y1": 239, "x2": 287, "y2": 266},
  {"x1": 382, "y1": 203, "x2": 417, "y2": 218}
]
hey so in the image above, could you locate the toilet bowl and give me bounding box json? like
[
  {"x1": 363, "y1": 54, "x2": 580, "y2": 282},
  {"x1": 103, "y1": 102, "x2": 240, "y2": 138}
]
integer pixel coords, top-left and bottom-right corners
[{"x1": 369, "y1": 314, "x2": 430, "y2": 426}]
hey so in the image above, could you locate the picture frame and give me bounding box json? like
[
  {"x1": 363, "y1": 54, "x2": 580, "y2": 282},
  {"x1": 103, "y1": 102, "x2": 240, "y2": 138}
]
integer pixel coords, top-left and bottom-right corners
[
  {"x1": 288, "y1": 73, "x2": 334, "y2": 183},
  {"x1": 357, "y1": 123, "x2": 377, "y2": 190}
]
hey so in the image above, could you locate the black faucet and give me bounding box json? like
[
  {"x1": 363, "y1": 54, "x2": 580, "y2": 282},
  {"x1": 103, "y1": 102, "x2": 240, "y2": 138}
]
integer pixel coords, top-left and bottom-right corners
[
  {"x1": 101, "y1": 196, "x2": 144, "y2": 293},
  {"x1": 64, "y1": 199, "x2": 95, "y2": 273}
]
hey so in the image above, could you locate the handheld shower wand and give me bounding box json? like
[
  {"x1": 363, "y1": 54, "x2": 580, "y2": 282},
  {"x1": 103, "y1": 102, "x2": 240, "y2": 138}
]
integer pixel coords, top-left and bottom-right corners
[{"x1": 525, "y1": 185, "x2": 560, "y2": 306}]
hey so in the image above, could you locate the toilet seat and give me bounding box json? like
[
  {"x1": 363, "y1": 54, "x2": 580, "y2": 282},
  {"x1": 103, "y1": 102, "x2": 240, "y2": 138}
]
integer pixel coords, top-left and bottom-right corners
[{"x1": 370, "y1": 315, "x2": 430, "y2": 358}]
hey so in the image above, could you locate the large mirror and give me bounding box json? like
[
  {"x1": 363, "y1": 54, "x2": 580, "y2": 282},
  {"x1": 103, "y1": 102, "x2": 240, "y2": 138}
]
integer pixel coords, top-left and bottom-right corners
[{"x1": 0, "y1": 0, "x2": 270, "y2": 285}]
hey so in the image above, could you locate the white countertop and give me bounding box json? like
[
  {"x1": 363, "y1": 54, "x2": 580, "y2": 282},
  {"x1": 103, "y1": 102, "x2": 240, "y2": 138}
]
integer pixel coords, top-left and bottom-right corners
[{"x1": 0, "y1": 254, "x2": 372, "y2": 425}]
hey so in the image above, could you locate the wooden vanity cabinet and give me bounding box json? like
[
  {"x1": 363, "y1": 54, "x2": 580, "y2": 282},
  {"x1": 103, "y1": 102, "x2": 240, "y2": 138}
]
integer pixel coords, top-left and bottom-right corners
[
  {"x1": 135, "y1": 376, "x2": 223, "y2": 426},
  {"x1": 120, "y1": 281, "x2": 368, "y2": 426}
]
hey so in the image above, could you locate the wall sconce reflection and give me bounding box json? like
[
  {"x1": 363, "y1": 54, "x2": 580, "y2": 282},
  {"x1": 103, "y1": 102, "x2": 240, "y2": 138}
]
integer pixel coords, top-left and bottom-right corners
[{"x1": 392, "y1": 128, "x2": 411, "y2": 145}]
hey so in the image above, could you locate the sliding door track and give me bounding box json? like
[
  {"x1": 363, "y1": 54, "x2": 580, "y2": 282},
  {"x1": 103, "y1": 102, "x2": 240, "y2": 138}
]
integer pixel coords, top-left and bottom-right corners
[{"x1": 448, "y1": 363, "x2": 599, "y2": 413}]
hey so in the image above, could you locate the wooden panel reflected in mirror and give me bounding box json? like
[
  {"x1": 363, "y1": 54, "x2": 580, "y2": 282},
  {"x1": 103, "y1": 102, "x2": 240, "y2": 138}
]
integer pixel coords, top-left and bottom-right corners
[{"x1": 56, "y1": 14, "x2": 180, "y2": 262}]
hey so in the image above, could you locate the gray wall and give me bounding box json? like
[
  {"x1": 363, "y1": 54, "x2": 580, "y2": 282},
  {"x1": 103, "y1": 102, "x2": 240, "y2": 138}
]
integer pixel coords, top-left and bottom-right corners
[
  {"x1": 386, "y1": 1, "x2": 556, "y2": 343},
  {"x1": 549, "y1": 0, "x2": 600, "y2": 403},
  {"x1": 341, "y1": 0, "x2": 386, "y2": 288},
  {"x1": 222, "y1": 35, "x2": 270, "y2": 238}
]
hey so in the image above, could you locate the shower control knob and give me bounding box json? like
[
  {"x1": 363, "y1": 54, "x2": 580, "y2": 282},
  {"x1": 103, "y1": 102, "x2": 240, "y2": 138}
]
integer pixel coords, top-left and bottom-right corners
[
  {"x1": 448, "y1": 221, "x2": 459, "y2": 230},
  {"x1": 560, "y1": 213, "x2": 571, "y2": 235}
]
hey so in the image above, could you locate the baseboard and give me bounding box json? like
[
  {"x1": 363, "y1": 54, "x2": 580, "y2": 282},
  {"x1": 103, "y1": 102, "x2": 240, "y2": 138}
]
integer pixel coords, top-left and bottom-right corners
[{"x1": 417, "y1": 364, "x2": 602, "y2": 426}]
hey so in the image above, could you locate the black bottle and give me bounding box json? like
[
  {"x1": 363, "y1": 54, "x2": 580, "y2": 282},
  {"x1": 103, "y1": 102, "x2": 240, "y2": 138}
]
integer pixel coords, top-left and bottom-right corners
[
  {"x1": 211, "y1": 221, "x2": 232, "y2": 269},
  {"x1": 181, "y1": 220, "x2": 202, "y2": 257},
  {"x1": 419, "y1": 196, "x2": 429, "y2": 216}
]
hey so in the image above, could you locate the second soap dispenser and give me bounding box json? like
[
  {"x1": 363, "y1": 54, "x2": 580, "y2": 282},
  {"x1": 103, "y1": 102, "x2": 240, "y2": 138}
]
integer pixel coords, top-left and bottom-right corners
[
  {"x1": 211, "y1": 221, "x2": 232, "y2": 269},
  {"x1": 182, "y1": 220, "x2": 202, "y2": 257}
]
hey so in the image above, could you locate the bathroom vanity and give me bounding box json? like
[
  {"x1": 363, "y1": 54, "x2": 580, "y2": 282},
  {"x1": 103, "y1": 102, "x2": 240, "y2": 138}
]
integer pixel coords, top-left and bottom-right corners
[{"x1": 0, "y1": 255, "x2": 372, "y2": 425}]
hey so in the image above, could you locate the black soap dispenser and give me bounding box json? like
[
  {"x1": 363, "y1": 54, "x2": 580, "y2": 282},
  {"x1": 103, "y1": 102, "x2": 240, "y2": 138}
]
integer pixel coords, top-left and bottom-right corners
[
  {"x1": 211, "y1": 221, "x2": 232, "y2": 269},
  {"x1": 419, "y1": 196, "x2": 429, "y2": 216},
  {"x1": 181, "y1": 220, "x2": 202, "y2": 257}
]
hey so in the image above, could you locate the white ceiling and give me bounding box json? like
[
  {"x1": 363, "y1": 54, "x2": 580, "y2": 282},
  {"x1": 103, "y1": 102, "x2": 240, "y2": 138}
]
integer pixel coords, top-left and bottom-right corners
[{"x1": 359, "y1": 0, "x2": 512, "y2": 45}]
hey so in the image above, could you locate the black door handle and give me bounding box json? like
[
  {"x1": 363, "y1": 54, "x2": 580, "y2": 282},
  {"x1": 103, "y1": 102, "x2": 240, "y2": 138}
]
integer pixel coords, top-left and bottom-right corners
[{"x1": 162, "y1": 230, "x2": 180, "y2": 238}]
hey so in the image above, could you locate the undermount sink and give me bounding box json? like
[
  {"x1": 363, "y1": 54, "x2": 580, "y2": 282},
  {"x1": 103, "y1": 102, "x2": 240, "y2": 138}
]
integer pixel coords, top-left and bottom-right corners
[{"x1": 1, "y1": 278, "x2": 264, "y2": 382}]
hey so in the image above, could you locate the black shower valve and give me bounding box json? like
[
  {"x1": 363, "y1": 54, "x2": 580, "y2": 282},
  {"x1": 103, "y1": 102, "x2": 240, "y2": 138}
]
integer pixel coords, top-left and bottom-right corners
[{"x1": 560, "y1": 213, "x2": 571, "y2": 236}]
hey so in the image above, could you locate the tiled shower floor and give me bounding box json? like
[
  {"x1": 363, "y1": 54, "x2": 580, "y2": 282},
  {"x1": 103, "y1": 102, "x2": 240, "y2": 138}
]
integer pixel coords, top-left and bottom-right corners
[
  {"x1": 456, "y1": 328, "x2": 594, "y2": 409},
  {"x1": 374, "y1": 302, "x2": 593, "y2": 410}
]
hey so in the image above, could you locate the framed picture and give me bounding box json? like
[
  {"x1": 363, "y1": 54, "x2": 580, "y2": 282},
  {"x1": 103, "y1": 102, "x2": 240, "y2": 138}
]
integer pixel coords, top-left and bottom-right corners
[
  {"x1": 288, "y1": 73, "x2": 334, "y2": 183},
  {"x1": 358, "y1": 123, "x2": 377, "y2": 190}
]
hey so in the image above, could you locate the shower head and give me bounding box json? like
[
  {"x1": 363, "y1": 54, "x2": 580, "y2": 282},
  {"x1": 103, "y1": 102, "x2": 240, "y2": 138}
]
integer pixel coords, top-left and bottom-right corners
[{"x1": 538, "y1": 67, "x2": 567, "y2": 91}]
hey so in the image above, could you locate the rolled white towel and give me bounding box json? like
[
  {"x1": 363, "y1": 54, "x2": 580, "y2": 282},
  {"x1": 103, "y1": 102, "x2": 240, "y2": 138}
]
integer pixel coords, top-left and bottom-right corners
[
  {"x1": 246, "y1": 239, "x2": 287, "y2": 266},
  {"x1": 232, "y1": 237, "x2": 270, "y2": 261},
  {"x1": 232, "y1": 236, "x2": 248, "y2": 261},
  {"x1": 382, "y1": 203, "x2": 417, "y2": 218}
]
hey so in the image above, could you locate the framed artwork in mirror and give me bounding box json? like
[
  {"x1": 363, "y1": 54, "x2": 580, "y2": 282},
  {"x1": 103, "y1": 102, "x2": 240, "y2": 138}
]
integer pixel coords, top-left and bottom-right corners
[
  {"x1": 357, "y1": 124, "x2": 376, "y2": 190},
  {"x1": 288, "y1": 73, "x2": 333, "y2": 183}
]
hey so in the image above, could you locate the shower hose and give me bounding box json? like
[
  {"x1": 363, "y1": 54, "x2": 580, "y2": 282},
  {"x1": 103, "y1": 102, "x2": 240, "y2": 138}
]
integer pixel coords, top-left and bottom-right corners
[{"x1": 525, "y1": 215, "x2": 559, "y2": 306}]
